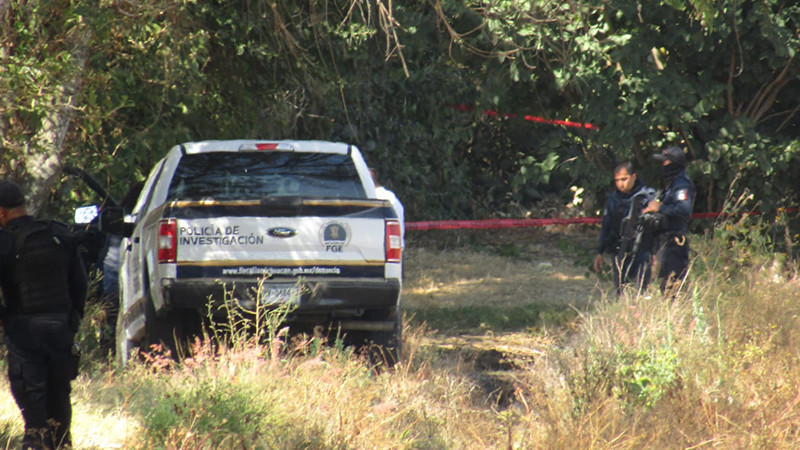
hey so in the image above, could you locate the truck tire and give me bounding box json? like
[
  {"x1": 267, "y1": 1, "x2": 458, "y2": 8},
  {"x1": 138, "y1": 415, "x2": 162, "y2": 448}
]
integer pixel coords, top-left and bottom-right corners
[
  {"x1": 144, "y1": 295, "x2": 173, "y2": 352},
  {"x1": 346, "y1": 306, "x2": 402, "y2": 368},
  {"x1": 368, "y1": 306, "x2": 402, "y2": 367},
  {"x1": 115, "y1": 310, "x2": 137, "y2": 368},
  {"x1": 144, "y1": 297, "x2": 204, "y2": 360}
]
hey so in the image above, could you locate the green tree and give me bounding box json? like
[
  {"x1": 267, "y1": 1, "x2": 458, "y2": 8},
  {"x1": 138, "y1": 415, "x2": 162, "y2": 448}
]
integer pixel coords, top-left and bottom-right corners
[
  {"x1": 0, "y1": 1, "x2": 92, "y2": 212},
  {"x1": 2, "y1": 0, "x2": 798, "y2": 224},
  {"x1": 432, "y1": 0, "x2": 800, "y2": 213}
]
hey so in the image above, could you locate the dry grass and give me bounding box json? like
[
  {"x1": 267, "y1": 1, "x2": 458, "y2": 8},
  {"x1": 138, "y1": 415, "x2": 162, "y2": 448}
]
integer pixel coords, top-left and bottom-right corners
[
  {"x1": 2, "y1": 225, "x2": 800, "y2": 448},
  {"x1": 404, "y1": 246, "x2": 596, "y2": 309}
]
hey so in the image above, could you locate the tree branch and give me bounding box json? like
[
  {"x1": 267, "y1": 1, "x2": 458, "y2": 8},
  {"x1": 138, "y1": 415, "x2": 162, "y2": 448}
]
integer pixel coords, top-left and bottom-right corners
[
  {"x1": 750, "y1": 55, "x2": 795, "y2": 123},
  {"x1": 727, "y1": 48, "x2": 735, "y2": 116},
  {"x1": 776, "y1": 102, "x2": 800, "y2": 133},
  {"x1": 745, "y1": 56, "x2": 794, "y2": 122}
]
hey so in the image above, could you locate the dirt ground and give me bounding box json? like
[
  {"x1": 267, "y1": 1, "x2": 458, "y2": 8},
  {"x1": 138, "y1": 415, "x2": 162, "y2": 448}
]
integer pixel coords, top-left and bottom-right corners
[
  {"x1": 403, "y1": 225, "x2": 603, "y2": 311},
  {"x1": 401, "y1": 226, "x2": 607, "y2": 404}
]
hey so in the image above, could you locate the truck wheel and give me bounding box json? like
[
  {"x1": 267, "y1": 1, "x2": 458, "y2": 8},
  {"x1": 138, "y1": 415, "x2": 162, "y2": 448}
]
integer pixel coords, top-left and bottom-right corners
[
  {"x1": 144, "y1": 296, "x2": 180, "y2": 356},
  {"x1": 347, "y1": 306, "x2": 402, "y2": 368},
  {"x1": 115, "y1": 311, "x2": 138, "y2": 368},
  {"x1": 369, "y1": 307, "x2": 402, "y2": 367},
  {"x1": 144, "y1": 298, "x2": 204, "y2": 360}
]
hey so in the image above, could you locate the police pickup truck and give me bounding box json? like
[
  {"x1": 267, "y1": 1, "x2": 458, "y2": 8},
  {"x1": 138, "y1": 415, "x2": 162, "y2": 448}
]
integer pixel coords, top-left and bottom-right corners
[{"x1": 116, "y1": 140, "x2": 403, "y2": 366}]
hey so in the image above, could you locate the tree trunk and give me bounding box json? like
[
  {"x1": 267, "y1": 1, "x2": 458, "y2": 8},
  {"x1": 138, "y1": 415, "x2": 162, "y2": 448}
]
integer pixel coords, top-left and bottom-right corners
[{"x1": 23, "y1": 29, "x2": 90, "y2": 215}]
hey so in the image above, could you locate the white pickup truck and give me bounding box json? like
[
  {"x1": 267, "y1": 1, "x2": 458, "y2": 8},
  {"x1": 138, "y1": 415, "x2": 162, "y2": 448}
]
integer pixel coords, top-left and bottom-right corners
[{"x1": 116, "y1": 140, "x2": 403, "y2": 365}]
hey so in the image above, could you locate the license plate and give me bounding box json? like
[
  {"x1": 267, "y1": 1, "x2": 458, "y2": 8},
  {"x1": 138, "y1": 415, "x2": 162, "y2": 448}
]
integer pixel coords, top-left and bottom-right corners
[{"x1": 260, "y1": 285, "x2": 300, "y2": 305}]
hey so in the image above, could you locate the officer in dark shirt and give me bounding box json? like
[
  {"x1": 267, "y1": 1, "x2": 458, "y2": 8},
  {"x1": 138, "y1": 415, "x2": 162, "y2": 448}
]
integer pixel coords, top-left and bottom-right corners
[
  {"x1": 643, "y1": 146, "x2": 695, "y2": 292},
  {"x1": 594, "y1": 162, "x2": 656, "y2": 294},
  {"x1": 0, "y1": 180, "x2": 87, "y2": 449}
]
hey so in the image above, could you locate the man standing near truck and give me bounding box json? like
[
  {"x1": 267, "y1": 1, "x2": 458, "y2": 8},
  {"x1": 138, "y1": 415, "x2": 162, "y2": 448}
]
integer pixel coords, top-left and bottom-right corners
[{"x1": 0, "y1": 180, "x2": 87, "y2": 449}]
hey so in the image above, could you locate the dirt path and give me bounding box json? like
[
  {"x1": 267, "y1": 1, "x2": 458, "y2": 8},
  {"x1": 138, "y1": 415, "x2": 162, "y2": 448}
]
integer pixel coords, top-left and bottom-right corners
[{"x1": 402, "y1": 226, "x2": 605, "y2": 405}]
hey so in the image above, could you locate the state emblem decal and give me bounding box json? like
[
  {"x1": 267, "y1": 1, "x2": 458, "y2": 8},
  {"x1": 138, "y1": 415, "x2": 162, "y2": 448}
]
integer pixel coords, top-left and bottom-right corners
[{"x1": 320, "y1": 222, "x2": 352, "y2": 252}]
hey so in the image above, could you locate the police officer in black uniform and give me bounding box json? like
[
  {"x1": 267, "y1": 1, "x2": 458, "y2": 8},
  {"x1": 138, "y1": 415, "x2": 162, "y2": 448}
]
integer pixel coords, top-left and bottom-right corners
[
  {"x1": 643, "y1": 146, "x2": 695, "y2": 292},
  {"x1": 594, "y1": 162, "x2": 657, "y2": 294},
  {"x1": 0, "y1": 180, "x2": 87, "y2": 449}
]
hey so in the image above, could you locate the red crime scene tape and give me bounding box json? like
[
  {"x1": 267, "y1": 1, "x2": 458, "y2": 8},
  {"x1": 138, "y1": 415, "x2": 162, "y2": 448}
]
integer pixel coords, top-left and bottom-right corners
[{"x1": 448, "y1": 104, "x2": 600, "y2": 130}]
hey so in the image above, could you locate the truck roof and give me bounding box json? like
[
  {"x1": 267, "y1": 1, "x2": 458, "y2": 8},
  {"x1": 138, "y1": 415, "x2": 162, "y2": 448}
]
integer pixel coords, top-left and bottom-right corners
[{"x1": 177, "y1": 140, "x2": 352, "y2": 155}]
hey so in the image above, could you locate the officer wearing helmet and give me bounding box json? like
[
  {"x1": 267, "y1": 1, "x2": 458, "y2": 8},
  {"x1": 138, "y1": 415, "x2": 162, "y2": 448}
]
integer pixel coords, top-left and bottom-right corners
[{"x1": 643, "y1": 146, "x2": 695, "y2": 292}]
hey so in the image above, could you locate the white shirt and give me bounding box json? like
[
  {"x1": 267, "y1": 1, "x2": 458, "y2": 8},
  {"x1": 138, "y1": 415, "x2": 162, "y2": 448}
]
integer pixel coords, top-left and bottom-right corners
[{"x1": 375, "y1": 186, "x2": 404, "y2": 247}]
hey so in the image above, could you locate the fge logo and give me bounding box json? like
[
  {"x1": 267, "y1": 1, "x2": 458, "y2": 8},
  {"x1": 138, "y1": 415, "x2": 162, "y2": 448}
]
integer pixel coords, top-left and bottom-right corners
[{"x1": 320, "y1": 222, "x2": 351, "y2": 252}]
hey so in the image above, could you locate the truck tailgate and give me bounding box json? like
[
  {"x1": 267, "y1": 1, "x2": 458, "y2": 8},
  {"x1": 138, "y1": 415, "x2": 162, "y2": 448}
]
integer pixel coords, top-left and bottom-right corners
[{"x1": 164, "y1": 199, "x2": 390, "y2": 279}]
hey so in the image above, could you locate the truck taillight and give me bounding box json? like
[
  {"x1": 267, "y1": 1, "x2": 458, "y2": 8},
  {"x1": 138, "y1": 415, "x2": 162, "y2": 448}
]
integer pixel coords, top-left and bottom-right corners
[
  {"x1": 157, "y1": 219, "x2": 177, "y2": 263},
  {"x1": 385, "y1": 219, "x2": 402, "y2": 263}
]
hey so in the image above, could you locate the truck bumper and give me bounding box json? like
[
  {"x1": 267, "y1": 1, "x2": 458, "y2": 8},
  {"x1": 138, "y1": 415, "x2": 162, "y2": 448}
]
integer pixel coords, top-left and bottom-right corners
[{"x1": 161, "y1": 277, "x2": 401, "y2": 316}]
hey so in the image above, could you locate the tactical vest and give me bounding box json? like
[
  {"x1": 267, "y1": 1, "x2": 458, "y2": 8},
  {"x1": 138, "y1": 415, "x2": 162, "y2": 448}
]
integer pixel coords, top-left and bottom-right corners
[
  {"x1": 5, "y1": 220, "x2": 72, "y2": 315},
  {"x1": 605, "y1": 194, "x2": 635, "y2": 252},
  {"x1": 606, "y1": 186, "x2": 657, "y2": 253}
]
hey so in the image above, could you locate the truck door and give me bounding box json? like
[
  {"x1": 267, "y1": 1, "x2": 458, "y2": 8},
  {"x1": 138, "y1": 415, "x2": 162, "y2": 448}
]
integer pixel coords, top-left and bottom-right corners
[{"x1": 119, "y1": 159, "x2": 165, "y2": 316}]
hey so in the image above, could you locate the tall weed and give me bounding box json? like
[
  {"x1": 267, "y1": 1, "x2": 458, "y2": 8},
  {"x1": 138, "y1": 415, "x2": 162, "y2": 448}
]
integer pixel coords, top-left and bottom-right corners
[
  {"x1": 8, "y1": 224, "x2": 800, "y2": 448},
  {"x1": 532, "y1": 218, "x2": 800, "y2": 447},
  {"x1": 204, "y1": 278, "x2": 300, "y2": 359}
]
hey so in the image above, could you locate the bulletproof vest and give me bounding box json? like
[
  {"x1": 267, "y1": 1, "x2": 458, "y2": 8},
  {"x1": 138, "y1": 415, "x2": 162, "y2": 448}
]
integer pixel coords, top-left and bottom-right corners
[
  {"x1": 5, "y1": 220, "x2": 72, "y2": 315},
  {"x1": 605, "y1": 194, "x2": 634, "y2": 251}
]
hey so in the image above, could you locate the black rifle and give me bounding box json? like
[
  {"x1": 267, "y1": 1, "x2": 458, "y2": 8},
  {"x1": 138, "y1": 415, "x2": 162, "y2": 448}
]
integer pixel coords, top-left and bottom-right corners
[
  {"x1": 617, "y1": 188, "x2": 658, "y2": 262},
  {"x1": 614, "y1": 188, "x2": 659, "y2": 288}
]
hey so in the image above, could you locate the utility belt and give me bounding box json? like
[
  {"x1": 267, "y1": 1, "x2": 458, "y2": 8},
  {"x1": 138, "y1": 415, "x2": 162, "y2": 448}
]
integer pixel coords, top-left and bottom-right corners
[{"x1": 3, "y1": 312, "x2": 73, "y2": 336}]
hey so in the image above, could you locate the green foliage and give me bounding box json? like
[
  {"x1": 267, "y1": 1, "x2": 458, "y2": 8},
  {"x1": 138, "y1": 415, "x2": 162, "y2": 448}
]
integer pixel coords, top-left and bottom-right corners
[
  {"x1": 566, "y1": 341, "x2": 682, "y2": 412},
  {"x1": 447, "y1": 0, "x2": 800, "y2": 215},
  {"x1": 2, "y1": 0, "x2": 798, "y2": 222},
  {"x1": 8, "y1": 227, "x2": 800, "y2": 446},
  {"x1": 612, "y1": 345, "x2": 680, "y2": 408},
  {"x1": 142, "y1": 378, "x2": 274, "y2": 447},
  {"x1": 691, "y1": 189, "x2": 783, "y2": 276}
]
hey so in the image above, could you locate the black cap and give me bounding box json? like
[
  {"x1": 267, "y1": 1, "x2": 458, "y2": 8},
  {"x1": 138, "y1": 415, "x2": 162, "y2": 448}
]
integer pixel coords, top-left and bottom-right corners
[
  {"x1": 0, "y1": 181, "x2": 25, "y2": 208},
  {"x1": 652, "y1": 146, "x2": 686, "y2": 165}
]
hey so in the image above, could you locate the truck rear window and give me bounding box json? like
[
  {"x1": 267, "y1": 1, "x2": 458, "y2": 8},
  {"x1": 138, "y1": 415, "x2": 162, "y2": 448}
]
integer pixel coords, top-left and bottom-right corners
[{"x1": 166, "y1": 152, "x2": 366, "y2": 201}]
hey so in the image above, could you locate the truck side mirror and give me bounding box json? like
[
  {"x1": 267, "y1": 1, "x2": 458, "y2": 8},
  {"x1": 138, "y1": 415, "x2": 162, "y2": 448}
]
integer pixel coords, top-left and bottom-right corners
[{"x1": 74, "y1": 205, "x2": 99, "y2": 224}]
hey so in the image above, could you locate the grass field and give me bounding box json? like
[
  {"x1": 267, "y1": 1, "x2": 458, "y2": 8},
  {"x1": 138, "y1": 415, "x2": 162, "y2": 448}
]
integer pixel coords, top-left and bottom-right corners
[{"x1": 3, "y1": 221, "x2": 800, "y2": 448}]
